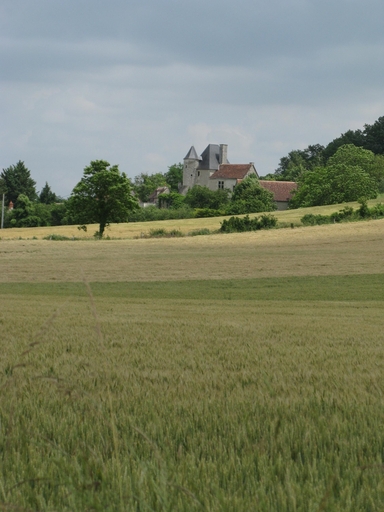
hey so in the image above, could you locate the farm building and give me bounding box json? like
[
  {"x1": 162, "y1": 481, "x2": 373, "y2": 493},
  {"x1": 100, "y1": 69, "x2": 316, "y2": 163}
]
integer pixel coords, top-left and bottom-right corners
[{"x1": 179, "y1": 144, "x2": 297, "y2": 210}]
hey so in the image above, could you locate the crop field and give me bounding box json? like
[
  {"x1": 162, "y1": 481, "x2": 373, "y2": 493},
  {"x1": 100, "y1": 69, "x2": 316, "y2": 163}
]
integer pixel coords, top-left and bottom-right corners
[
  {"x1": 1, "y1": 219, "x2": 384, "y2": 510},
  {"x1": 1, "y1": 194, "x2": 384, "y2": 240}
]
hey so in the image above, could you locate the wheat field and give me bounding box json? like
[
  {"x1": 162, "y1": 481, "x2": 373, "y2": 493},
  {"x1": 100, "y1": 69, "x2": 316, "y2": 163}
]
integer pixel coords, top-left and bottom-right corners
[{"x1": 1, "y1": 218, "x2": 384, "y2": 510}]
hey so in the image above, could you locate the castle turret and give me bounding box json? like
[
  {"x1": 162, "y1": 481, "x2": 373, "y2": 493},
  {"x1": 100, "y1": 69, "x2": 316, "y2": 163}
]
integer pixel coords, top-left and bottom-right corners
[{"x1": 181, "y1": 146, "x2": 200, "y2": 194}]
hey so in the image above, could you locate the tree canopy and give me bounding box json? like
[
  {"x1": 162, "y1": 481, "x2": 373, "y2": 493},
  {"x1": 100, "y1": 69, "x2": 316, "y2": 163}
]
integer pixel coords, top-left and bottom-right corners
[
  {"x1": 164, "y1": 163, "x2": 183, "y2": 192},
  {"x1": 39, "y1": 182, "x2": 58, "y2": 204},
  {"x1": 268, "y1": 115, "x2": 384, "y2": 182},
  {"x1": 184, "y1": 186, "x2": 230, "y2": 210},
  {"x1": 289, "y1": 161, "x2": 378, "y2": 208},
  {"x1": 1, "y1": 161, "x2": 37, "y2": 203},
  {"x1": 68, "y1": 160, "x2": 138, "y2": 237},
  {"x1": 228, "y1": 175, "x2": 276, "y2": 214}
]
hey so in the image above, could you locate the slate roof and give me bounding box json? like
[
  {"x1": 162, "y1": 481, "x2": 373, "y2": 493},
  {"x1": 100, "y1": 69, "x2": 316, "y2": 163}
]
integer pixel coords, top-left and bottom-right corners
[
  {"x1": 198, "y1": 144, "x2": 220, "y2": 170},
  {"x1": 210, "y1": 164, "x2": 255, "y2": 180},
  {"x1": 258, "y1": 181, "x2": 297, "y2": 202},
  {"x1": 184, "y1": 146, "x2": 200, "y2": 160}
]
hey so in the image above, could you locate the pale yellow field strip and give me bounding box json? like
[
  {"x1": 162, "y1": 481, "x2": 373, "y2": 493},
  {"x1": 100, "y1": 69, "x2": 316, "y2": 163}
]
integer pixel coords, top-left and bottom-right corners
[{"x1": 1, "y1": 219, "x2": 383, "y2": 282}]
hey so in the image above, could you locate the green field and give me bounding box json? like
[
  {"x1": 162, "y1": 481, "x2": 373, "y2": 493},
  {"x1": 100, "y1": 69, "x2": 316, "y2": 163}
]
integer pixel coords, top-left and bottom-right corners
[{"x1": 1, "y1": 219, "x2": 384, "y2": 510}]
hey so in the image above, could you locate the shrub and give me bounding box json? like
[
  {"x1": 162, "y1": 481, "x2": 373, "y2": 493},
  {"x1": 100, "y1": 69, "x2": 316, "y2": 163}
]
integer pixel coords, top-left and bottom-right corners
[
  {"x1": 188, "y1": 228, "x2": 211, "y2": 236},
  {"x1": 220, "y1": 214, "x2": 277, "y2": 233},
  {"x1": 301, "y1": 214, "x2": 331, "y2": 226},
  {"x1": 194, "y1": 208, "x2": 223, "y2": 218}
]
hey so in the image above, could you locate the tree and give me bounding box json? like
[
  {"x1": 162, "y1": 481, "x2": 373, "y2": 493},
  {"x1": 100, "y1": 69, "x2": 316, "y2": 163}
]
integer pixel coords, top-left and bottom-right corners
[
  {"x1": 133, "y1": 172, "x2": 167, "y2": 203},
  {"x1": 39, "y1": 182, "x2": 57, "y2": 204},
  {"x1": 363, "y1": 116, "x2": 384, "y2": 155},
  {"x1": 327, "y1": 144, "x2": 384, "y2": 188},
  {"x1": 323, "y1": 129, "x2": 365, "y2": 161},
  {"x1": 7, "y1": 194, "x2": 51, "y2": 227},
  {"x1": 184, "y1": 186, "x2": 230, "y2": 210},
  {"x1": 289, "y1": 163, "x2": 378, "y2": 208},
  {"x1": 165, "y1": 163, "x2": 183, "y2": 192},
  {"x1": 274, "y1": 144, "x2": 325, "y2": 181},
  {"x1": 228, "y1": 175, "x2": 276, "y2": 214},
  {"x1": 1, "y1": 161, "x2": 37, "y2": 203},
  {"x1": 68, "y1": 160, "x2": 138, "y2": 237}
]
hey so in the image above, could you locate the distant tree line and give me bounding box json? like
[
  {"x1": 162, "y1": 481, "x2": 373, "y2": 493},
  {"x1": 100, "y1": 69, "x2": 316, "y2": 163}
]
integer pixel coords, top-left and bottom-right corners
[
  {"x1": 260, "y1": 116, "x2": 384, "y2": 208},
  {"x1": 1, "y1": 160, "x2": 277, "y2": 231},
  {"x1": 263, "y1": 116, "x2": 384, "y2": 183},
  {"x1": 2, "y1": 114, "x2": 384, "y2": 230}
]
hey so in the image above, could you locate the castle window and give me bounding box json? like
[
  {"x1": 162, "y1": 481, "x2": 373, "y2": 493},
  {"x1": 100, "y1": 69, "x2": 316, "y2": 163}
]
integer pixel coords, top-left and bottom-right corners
[
  {"x1": 218, "y1": 181, "x2": 224, "y2": 189},
  {"x1": 197, "y1": 171, "x2": 200, "y2": 177}
]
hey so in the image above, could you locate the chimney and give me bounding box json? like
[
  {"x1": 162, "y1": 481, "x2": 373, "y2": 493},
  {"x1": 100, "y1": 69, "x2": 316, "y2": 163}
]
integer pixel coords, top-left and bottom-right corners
[{"x1": 219, "y1": 144, "x2": 228, "y2": 164}]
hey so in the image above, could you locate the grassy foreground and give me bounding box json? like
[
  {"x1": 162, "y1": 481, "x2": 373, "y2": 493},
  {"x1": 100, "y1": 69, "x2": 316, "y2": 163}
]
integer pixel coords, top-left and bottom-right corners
[{"x1": 1, "y1": 222, "x2": 384, "y2": 510}]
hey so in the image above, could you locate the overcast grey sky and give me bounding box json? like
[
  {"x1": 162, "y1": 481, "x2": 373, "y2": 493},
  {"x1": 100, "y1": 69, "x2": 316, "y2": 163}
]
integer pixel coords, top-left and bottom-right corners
[{"x1": 1, "y1": 0, "x2": 384, "y2": 196}]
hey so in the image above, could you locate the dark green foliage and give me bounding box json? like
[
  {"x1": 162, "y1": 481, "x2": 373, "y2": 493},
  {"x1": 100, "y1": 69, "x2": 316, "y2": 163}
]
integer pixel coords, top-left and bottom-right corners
[
  {"x1": 1, "y1": 161, "x2": 37, "y2": 203},
  {"x1": 290, "y1": 154, "x2": 378, "y2": 208},
  {"x1": 220, "y1": 214, "x2": 277, "y2": 233},
  {"x1": 164, "y1": 163, "x2": 183, "y2": 192},
  {"x1": 229, "y1": 175, "x2": 276, "y2": 213},
  {"x1": 147, "y1": 228, "x2": 184, "y2": 238},
  {"x1": 301, "y1": 214, "x2": 332, "y2": 226},
  {"x1": 157, "y1": 191, "x2": 185, "y2": 209},
  {"x1": 184, "y1": 186, "x2": 230, "y2": 210},
  {"x1": 128, "y1": 205, "x2": 194, "y2": 222},
  {"x1": 323, "y1": 129, "x2": 366, "y2": 161},
  {"x1": 300, "y1": 202, "x2": 384, "y2": 226},
  {"x1": 363, "y1": 116, "x2": 384, "y2": 154},
  {"x1": 133, "y1": 172, "x2": 167, "y2": 202},
  {"x1": 188, "y1": 228, "x2": 211, "y2": 236},
  {"x1": 7, "y1": 194, "x2": 51, "y2": 227},
  {"x1": 194, "y1": 208, "x2": 223, "y2": 218},
  {"x1": 271, "y1": 115, "x2": 384, "y2": 183},
  {"x1": 39, "y1": 182, "x2": 57, "y2": 204},
  {"x1": 273, "y1": 144, "x2": 325, "y2": 181},
  {"x1": 69, "y1": 160, "x2": 138, "y2": 237}
]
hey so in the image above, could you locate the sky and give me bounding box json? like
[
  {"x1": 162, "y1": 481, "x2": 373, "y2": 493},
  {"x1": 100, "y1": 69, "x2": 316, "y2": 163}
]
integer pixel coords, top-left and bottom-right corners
[{"x1": 1, "y1": 0, "x2": 384, "y2": 197}]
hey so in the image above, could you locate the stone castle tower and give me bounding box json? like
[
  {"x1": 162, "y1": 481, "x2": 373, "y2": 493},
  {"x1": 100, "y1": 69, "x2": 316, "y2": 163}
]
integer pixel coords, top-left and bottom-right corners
[{"x1": 180, "y1": 144, "x2": 228, "y2": 194}]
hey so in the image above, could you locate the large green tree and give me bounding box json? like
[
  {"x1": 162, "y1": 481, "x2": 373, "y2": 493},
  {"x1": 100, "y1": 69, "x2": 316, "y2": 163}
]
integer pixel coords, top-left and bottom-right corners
[
  {"x1": 69, "y1": 160, "x2": 138, "y2": 237},
  {"x1": 327, "y1": 144, "x2": 384, "y2": 188},
  {"x1": 39, "y1": 182, "x2": 58, "y2": 204},
  {"x1": 164, "y1": 163, "x2": 183, "y2": 192},
  {"x1": 228, "y1": 175, "x2": 276, "y2": 214},
  {"x1": 184, "y1": 186, "x2": 230, "y2": 210},
  {"x1": 1, "y1": 161, "x2": 37, "y2": 203},
  {"x1": 364, "y1": 116, "x2": 384, "y2": 155},
  {"x1": 289, "y1": 163, "x2": 378, "y2": 208},
  {"x1": 272, "y1": 144, "x2": 325, "y2": 182}
]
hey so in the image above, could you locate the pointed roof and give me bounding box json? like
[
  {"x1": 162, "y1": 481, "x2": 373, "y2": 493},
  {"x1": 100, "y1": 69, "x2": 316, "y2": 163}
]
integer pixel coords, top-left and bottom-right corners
[
  {"x1": 198, "y1": 144, "x2": 220, "y2": 170},
  {"x1": 184, "y1": 146, "x2": 200, "y2": 160}
]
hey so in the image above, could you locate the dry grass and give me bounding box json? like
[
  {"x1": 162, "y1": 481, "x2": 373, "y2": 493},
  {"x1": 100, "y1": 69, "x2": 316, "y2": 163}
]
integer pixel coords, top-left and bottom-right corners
[
  {"x1": 1, "y1": 218, "x2": 384, "y2": 283},
  {"x1": 1, "y1": 195, "x2": 383, "y2": 240}
]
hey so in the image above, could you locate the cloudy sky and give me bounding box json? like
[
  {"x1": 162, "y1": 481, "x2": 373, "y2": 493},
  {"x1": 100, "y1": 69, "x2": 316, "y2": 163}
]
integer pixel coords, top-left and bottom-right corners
[{"x1": 1, "y1": 0, "x2": 384, "y2": 196}]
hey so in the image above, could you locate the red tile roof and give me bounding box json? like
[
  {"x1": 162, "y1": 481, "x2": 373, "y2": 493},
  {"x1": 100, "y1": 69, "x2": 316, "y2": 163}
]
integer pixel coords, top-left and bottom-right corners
[
  {"x1": 259, "y1": 181, "x2": 297, "y2": 202},
  {"x1": 210, "y1": 164, "x2": 255, "y2": 180}
]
